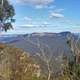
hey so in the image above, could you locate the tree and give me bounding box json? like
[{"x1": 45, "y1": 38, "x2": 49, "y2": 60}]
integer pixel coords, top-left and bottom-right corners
[
  {"x1": 66, "y1": 34, "x2": 80, "y2": 63},
  {"x1": 22, "y1": 36, "x2": 56, "y2": 80},
  {"x1": 63, "y1": 34, "x2": 80, "y2": 80},
  {"x1": 61, "y1": 55, "x2": 80, "y2": 80},
  {"x1": 0, "y1": 0, "x2": 15, "y2": 32}
]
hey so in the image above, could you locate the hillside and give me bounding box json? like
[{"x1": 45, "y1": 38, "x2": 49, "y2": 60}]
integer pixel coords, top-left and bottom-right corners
[
  {"x1": 0, "y1": 32, "x2": 80, "y2": 80},
  {"x1": 8, "y1": 32, "x2": 74, "y2": 65},
  {"x1": 0, "y1": 32, "x2": 76, "y2": 73},
  {"x1": 7, "y1": 32, "x2": 73, "y2": 57},
  {"x1": 0, "y1": 32, "x2": 75, "y2": 75}
]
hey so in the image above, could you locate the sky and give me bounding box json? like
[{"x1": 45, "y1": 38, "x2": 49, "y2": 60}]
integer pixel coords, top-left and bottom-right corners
[{"x1": 1, "y1": 0, "x2": 80, "y2": 34}]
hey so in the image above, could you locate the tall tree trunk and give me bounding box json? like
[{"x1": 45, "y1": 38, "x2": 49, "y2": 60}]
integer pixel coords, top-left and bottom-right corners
[{"x1": 47, "y1": 63, "x2": 51, "y2": 80}]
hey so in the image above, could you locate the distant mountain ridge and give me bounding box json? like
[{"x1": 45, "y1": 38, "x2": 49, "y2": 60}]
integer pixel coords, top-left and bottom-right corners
[
  {"x1": 0, "y1": 31, "x2": 78, "y2": 43},
  {"x1": 6, "y1": 32, "x2": 74, "y2": 58},
  {"x1": 0, "y1": 32, "x2": 78, "y2": 58},
  {"x1": 0, "y1": 31, "x2": 78, "y2": 73}
]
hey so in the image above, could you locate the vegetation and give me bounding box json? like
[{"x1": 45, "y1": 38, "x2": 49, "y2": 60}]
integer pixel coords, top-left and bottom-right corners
[
  {"x1": 59, "y1": 35, "x2": 80, "y2": 80},
  {"x1": 0, "y1": 0, "x2": 15, "y2": 31},
  {"x1": 0, "y1": 0, "x2": 80, "y2": 80},
  {"x1": 0, "y1": 43, "x2": 43, "y2": 80},
  {"x1": 0, "y1": 34, "x2": 80, "y2": 80},
  {"x1": 21, "y1": 35, "x2": 80, "y2": 80}
]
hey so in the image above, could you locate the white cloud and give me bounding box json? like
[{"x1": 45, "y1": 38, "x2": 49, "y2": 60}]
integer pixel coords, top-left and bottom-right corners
[
  {"x1": 50, "y1": 12, "x2": 64, "y2": 18},
  {"x1": 53, "y1": 9, "x2": 64, "y2": 13},
  {"x1": 17, "y1": 0, "x2": 54, "y2": 8},
  {"x1": 19, "y1": 24, "x2": 36, "y2": 28},
  {"x1": 35, "y1": 5, "x2": 47, "y2": 9},
  {"x1": 23, "y1": 16, "x2": 32, "y2": 21},
  {"x1": 35, "y1": 5, "x2": 56, "y2": 9},
  {"x1": 40, "y1": 21, "x2": 51, "y2": 27},
  {"x1": 43, "y1": 21, "x2": 49, "y2": 25},
  {"x1": 49, "y1": 9, "x2": 64, "y2": 18}
]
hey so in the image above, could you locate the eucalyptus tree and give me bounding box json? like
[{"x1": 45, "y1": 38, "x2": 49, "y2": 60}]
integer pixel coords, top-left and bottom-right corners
[{"x1": 0, "y1": 0, "x2": 15, "y2": 31}]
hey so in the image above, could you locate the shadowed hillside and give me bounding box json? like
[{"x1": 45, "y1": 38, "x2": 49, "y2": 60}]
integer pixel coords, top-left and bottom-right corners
[{"x1": 8, "y1": 32, "x2": 74, "y2": 67}]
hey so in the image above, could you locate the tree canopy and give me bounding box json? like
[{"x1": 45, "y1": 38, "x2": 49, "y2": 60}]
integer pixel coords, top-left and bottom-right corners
[{"x1": 0, "y1": 0, "x2": 15, "y2": 31}]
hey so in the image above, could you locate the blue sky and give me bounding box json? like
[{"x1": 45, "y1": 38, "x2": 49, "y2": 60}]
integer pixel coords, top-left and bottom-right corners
[{"x1": 1, "y1": 0, "x2": 80, "y2": 34}]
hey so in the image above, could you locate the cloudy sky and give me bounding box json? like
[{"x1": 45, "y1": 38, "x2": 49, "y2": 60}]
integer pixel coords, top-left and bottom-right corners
[{"x1": 2, "y1": 0, "x2": 80, "y2": 34}]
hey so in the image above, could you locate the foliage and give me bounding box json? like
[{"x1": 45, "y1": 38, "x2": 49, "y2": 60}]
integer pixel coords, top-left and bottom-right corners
[
  {"x1": 0, "y1": 43, "x2": 42, "y2": 80},
  {"x1": 0, "y1": 35, "x2": 80, "y2": 80},
  {"x1": 0, "y1": 0, "x2": 15, "y2": 31},
  {"x1": 49, "y1": 55, "x2": 80, "y2": 80}
]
